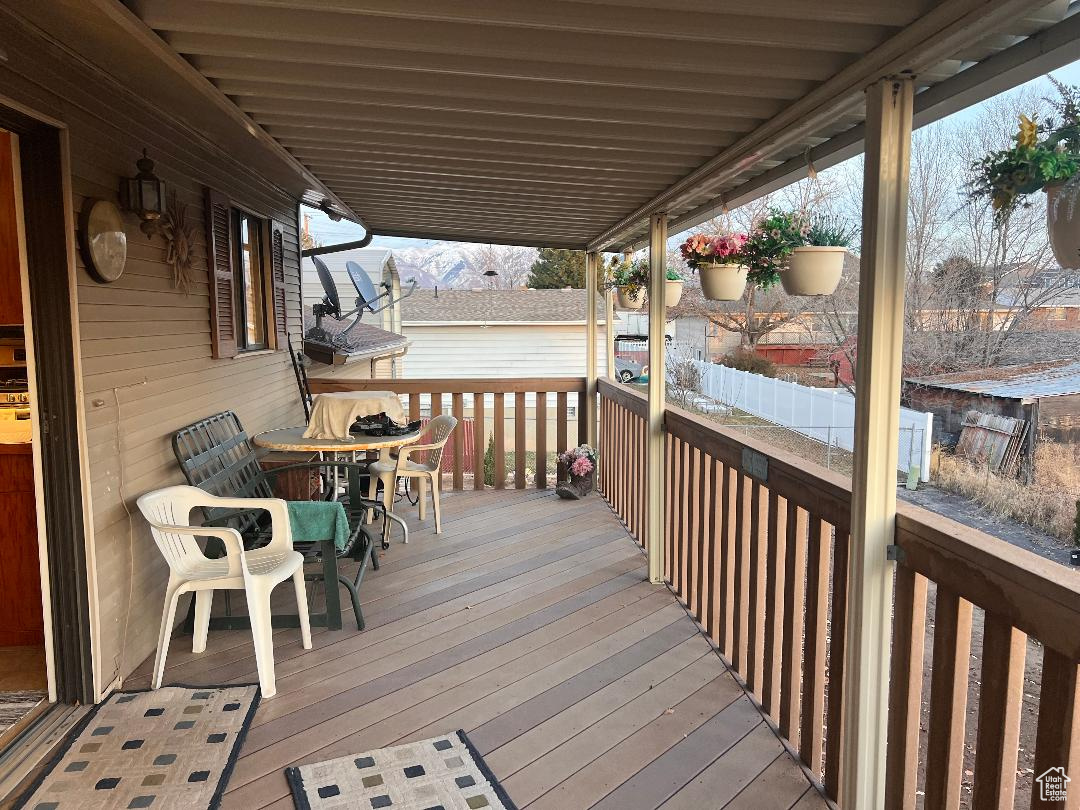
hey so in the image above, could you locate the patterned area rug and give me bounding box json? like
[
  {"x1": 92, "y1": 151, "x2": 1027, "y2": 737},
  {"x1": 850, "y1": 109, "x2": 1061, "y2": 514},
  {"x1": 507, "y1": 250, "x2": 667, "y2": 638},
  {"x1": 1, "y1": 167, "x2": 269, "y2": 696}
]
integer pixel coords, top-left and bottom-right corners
[
  {"x1": 0, "y1": 691, "x2": 46, "y2": 735},
  {"x1": 285, "y1": 731, "x2": 518, "y2": 810},
  {"x1": 14, "y1": 685, "x2": 259, "y2": 810}
]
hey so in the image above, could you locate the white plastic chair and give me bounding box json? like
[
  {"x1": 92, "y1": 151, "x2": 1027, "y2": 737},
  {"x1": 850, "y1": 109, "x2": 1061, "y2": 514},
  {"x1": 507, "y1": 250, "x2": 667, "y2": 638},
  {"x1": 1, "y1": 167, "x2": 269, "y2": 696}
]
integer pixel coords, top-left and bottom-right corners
[
  {"x1": 137, "y1": 485, "x2": 312, "y2": 699},
  {"x1": 367, "y1": 415, "x2": 458, "y2": 534}
]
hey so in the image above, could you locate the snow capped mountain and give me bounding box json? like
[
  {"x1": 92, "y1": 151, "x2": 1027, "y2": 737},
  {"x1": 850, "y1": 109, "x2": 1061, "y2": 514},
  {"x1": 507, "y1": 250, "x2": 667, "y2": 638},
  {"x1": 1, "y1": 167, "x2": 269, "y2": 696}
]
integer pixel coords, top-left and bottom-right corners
[{"x1": 371, "y1": 237, "x2": 538, "y2": 290}]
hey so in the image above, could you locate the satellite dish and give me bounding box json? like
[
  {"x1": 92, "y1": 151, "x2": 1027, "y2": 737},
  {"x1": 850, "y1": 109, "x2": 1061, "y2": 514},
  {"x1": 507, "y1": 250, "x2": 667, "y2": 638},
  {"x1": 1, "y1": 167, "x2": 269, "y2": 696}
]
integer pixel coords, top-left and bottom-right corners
[
  {"x1": 312, "y1": 255, "x2": 341, "y2": 318},
  {"x1": 346, "y1": 261, "x2": 380, "y2": 312}
]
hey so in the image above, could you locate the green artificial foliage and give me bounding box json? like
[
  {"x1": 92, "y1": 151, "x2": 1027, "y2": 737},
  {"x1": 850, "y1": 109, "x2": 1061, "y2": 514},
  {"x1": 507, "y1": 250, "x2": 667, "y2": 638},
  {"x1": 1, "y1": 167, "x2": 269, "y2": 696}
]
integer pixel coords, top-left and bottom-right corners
[
  {"x1": 1073, "y1": 499, "x2": 1080, "y2": 547},
  {"x1": 740, "y1": 209, "x2": 806, "y2": 289}
]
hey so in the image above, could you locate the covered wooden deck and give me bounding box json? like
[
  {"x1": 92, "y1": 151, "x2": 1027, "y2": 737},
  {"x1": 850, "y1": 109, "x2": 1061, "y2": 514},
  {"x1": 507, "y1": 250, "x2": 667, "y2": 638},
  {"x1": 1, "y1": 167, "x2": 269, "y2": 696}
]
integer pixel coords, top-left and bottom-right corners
[{"x1": 128, "y1": 489, "x2": 828, "y2": 810}]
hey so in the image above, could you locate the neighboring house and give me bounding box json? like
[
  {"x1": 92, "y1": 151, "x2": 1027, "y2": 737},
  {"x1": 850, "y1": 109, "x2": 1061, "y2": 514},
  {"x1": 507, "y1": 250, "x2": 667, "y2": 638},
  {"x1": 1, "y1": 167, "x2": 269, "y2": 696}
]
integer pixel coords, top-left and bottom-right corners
[
  {"x1": 400, "y1": 288, "x2": 617, "y2": 379},
  {"x1": 903, "y1": 359, "x2": 1080, "y2": 445}
]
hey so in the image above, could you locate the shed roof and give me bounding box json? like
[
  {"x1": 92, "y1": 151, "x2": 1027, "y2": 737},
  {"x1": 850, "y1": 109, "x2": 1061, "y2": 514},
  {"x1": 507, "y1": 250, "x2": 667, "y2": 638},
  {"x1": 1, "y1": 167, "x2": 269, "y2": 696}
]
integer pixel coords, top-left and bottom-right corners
[
  {"x1": 905, "y1": 359, "x2": 1080, "y2": 400},
  {"x1": 19, "y1": 0, "x2": 1079, "y2": 251},
  {"x1": 401, "y1": 289, "x2": 613, "y2": 325}
]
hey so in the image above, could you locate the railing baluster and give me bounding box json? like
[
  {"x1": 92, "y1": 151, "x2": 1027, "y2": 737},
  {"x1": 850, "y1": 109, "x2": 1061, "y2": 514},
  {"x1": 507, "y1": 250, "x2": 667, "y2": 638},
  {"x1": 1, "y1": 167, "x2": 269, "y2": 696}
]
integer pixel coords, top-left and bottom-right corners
[
  {"x1": 536, "y1": 392, "x2": 547, "y2": 490},
  {"x1": 694, "y1": 450, "x2": 710, "y2": 626},
  {"x1": 747, "y1": 480, "x2": 766, "y2": 695},
  {"x1": 664, "y1": 433, "x2": 674, "y2": 578},
  {"x1": 762, "y1": 491, "x2": 787, "y2": 721},
  {"x1": 706, "y1": 456, "x2": 721, "y2": 647},
  {"x1": 409, "y1": 391, "x2": 421, "y2": 422},
  {"x1": 799, "y1": 515, "x2": 830, "y2": 775},
  {"x1": 719, "y1": 462, "x2": 736, "y2": 661},
  {"x1": 732, "y1": 472, "x2": 750, "y2": 675},
  {"x1": 556, "y1": 391, "x2": 568, "y2": 483},
  {"x1": 824, "y1": 521, "x2": 849, "y2": 797},
  {"x1": 971, "y1": 612, "x2": 1024, "y2": 809},
  {"x1": 452, "y1": 392, "x2": 464, "y2": 490},
  {"x1": 924, "y1": 586, "x2": 973, "y2": 809},
  {"x1": 885, "y1": 566, "x2": 928, "y2": 810},
  {"x1": 515, "y1": 391, "x2": 526, "y2": 489},
  {"x1": 430, "y1": 393, "x2": 443, "y2": 489},
  {"x1": 494, "y1": 392, "x2": 506, "y2": 490},
  {"x1": 577, "y1": 381, "x2": 588, "y2": 446},
  {"x1": 780, "y1": 502, "x2": 807, "y2": 747},
  {"x1": 473, "y1": 392, "x2": 485, "y2": 491},
  {"x1": 1033, "y1": 650, "x2": 1080, "y2": 810}
]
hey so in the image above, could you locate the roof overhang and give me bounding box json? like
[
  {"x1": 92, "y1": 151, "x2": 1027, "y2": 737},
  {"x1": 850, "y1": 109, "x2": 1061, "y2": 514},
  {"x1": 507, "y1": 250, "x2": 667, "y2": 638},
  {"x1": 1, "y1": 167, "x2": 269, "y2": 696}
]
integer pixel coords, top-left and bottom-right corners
[{"x1": 8, "y1": 0, "x2": 1079, "y2": 251}]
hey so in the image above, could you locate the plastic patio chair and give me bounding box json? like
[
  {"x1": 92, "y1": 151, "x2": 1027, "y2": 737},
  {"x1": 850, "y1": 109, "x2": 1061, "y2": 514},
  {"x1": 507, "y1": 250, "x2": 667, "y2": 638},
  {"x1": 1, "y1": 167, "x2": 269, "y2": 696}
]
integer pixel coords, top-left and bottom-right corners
[
  {"x1": 367, "y1": 415, "x2": 458, "y2": 534},
  {"x1": 137, "y1": 485, "x2": 312, "y2": 699}
]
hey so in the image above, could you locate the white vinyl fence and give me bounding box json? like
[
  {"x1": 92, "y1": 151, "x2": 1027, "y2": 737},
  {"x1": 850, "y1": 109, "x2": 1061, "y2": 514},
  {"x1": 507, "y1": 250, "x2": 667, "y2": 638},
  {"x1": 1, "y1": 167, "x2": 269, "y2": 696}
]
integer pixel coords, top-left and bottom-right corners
[{"x1": 694, "y1": 362, "x2": 934, "y2": 482}]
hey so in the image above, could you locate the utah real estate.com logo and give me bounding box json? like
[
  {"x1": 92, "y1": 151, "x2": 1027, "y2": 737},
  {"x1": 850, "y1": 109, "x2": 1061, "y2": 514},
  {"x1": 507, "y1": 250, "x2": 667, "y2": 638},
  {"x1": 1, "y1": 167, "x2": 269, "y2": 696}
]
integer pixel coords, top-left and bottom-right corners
[{"x1": 1037, "y1": 767, "x2": 1070, "y2": 802}]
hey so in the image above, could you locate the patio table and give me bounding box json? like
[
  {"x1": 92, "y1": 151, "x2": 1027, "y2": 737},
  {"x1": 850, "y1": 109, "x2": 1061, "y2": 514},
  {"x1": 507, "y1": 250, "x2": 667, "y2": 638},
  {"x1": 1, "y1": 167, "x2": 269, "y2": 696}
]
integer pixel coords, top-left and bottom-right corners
[{"x1": 252, "y1": 425, "x2": 420, "y2": 630}]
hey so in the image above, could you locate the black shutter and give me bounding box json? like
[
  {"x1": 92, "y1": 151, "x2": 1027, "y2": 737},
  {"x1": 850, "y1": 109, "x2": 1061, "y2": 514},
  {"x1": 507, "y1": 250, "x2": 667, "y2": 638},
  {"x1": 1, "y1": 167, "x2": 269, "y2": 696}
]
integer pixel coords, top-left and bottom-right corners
[{"x1": 269, "y1": 218, "x2": 289, "y2": 350}]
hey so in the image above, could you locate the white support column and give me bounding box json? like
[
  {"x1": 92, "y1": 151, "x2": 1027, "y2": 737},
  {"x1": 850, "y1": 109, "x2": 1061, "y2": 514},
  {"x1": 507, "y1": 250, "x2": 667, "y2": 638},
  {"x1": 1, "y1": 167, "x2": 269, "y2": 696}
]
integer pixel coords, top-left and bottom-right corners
[
  {"x1": 604, "y1": 256, "x2": 620, "y2": 381},
  {"x1": 585, "y1": 250, "x2": 599, "y2": 448},
  {"x1": 842, "y1": 76, "x2": 914, "y2": 809},
  {"x1": 646, "y1": 214, "x2": 667, "y2": 584}
]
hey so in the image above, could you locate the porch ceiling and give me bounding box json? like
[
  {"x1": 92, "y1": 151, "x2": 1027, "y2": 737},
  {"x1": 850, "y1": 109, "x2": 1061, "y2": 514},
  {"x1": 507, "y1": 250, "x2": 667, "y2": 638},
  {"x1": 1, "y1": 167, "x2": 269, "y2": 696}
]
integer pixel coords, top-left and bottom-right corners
[{"x1": 15, "y1": 0, "x2": 1080, "y2": 250}]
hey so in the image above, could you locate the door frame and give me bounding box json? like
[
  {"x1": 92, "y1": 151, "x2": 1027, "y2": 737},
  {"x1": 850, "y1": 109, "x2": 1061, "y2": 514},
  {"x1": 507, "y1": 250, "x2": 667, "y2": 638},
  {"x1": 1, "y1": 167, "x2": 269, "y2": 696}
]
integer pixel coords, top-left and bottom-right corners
[{"x1": 0, "y1": 102, "x2": 95, "y2": 706}]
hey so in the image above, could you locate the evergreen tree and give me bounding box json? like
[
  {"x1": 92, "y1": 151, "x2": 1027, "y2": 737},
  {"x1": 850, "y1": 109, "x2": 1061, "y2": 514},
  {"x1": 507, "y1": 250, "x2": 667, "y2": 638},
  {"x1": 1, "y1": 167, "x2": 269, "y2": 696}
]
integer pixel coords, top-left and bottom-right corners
[{"x1": 526, "y1": 248, "x2": 587, "y2": 289}]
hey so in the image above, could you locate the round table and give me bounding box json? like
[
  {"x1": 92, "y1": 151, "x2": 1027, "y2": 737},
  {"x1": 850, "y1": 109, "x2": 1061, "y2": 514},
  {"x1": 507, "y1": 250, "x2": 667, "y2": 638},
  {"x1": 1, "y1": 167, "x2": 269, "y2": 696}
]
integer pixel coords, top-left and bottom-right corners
[
  {"x1": 253, "y1": 424, "x2": 421, "y2": 547},
  {"x1": 253, "y1": 425, "x2": 419, "y2": 455}
]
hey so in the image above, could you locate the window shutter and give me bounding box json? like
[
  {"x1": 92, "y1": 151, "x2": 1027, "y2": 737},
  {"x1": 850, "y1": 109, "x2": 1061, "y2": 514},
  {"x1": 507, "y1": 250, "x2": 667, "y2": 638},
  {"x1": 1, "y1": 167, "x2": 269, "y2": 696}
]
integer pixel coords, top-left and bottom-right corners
[
  {"x1": 204, "y1": 187, "x2": 237, "y2": 359},
  {"x1": 269, "y1": 218, "x2": 289, "y2": 350}
]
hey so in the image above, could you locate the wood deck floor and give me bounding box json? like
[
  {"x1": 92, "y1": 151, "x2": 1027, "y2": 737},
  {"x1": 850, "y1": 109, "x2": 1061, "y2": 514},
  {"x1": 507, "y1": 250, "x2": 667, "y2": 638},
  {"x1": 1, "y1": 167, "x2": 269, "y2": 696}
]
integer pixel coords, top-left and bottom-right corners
[{"x1": 129, "y1": 489, "x2": 829, "y2": 810}]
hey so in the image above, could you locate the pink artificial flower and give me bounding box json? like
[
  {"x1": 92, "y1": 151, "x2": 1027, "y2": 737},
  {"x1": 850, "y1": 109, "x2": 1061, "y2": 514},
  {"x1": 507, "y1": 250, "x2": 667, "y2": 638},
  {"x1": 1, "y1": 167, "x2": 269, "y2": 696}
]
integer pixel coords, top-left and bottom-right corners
[{"x1": 571, "y1": 456, "x2": 594, "y2": 477}]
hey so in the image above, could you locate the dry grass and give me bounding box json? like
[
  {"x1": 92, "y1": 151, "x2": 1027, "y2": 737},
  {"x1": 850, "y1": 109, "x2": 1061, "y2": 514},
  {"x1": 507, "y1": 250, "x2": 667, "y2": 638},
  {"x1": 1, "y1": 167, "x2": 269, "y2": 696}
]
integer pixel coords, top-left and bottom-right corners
[{"x1": 933, "y1": 442, "x2": 1080, "y2": 542}]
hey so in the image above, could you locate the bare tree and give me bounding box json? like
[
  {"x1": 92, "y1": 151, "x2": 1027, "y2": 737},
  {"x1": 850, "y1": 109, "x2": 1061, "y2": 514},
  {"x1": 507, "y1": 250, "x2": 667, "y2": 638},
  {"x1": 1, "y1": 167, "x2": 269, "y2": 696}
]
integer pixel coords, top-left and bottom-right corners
[{"x1": 665, "y1": 340, "x2": 703, "y2": 409}]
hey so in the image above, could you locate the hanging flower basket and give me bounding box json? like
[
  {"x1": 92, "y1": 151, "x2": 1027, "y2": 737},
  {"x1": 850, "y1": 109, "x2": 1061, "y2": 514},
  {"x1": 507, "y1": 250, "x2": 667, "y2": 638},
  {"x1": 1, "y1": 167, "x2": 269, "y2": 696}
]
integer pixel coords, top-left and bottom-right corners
[
  {"x1": 782, "y1": 247, "x2": 846, "y2": 296},
  {"x1": 616, "y1": 286, "x2": 645, "y2": 310},
  {"x1": 1047, "y1": 181, "x2": 1080, "y2": 270},
  {"x1": 665, "y1": 279, "x2": 684, "y2": 308},
  {"x1": 699, "y1": 262, "x2": 749, "y2": 301}
]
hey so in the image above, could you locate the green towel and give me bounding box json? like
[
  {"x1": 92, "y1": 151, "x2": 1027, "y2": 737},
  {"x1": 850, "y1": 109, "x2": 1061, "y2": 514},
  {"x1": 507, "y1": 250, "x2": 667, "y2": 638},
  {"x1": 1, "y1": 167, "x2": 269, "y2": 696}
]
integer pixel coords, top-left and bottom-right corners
[{"x1": 287, "y1": 500, "x2": 350, "y2": 552}]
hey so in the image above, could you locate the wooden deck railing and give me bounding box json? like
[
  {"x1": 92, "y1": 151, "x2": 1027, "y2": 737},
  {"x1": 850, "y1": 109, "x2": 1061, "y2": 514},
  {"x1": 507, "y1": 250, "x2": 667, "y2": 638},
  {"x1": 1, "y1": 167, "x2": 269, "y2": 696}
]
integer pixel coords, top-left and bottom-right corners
[
  {"x1": 309, "y1": 377, "x2": 587, "y2": 490},
  {"x1": 597, "y1": 377, "x2": 1080, "y2": 808}
]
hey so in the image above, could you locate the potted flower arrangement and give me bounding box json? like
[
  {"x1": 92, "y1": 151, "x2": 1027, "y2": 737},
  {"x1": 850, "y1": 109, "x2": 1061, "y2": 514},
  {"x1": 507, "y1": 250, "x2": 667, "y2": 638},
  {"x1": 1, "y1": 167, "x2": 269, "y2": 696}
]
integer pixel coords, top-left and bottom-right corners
[
  {"x1": 740, "y1": 209, "x2": 806, "y2": 290},
  {"x1": 679, "y1": 232, "x2": 749, "y2": 300},
  {"x1": 783, "y1": 214, "x2": 856, "y2": 296},
  {"x1": 555, "y1": 444, "x2": 597, "y2": 500},
  {"x1": 664, "y1": 266, "x2": 685, "y2": 308},
  {"x1": 968, "y1": 79, "x2": 1080, "y2": 268},
  {"x1": 606, "y1": 256, "x2": 647, "y2": 310}
]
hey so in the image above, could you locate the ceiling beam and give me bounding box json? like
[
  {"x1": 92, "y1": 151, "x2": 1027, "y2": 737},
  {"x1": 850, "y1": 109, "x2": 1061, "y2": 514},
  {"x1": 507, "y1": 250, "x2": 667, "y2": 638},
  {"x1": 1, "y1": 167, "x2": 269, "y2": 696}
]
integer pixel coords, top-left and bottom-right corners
[
  {"x1": 133, "y1": 0, "x2": 860, "y2": 74},
  {"x1": 164, "y1": 31, "x2": 826, "y2": 94},
  {"x1": 587, "y1": 0, "x2": 1065, "y2": 251}
]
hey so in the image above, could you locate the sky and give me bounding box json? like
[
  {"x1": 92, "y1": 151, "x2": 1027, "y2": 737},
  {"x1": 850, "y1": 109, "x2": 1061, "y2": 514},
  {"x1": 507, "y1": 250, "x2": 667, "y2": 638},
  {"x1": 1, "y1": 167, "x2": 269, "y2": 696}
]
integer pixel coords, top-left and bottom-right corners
[{"x1": 304, "y1": 60, "x2": 1080, "y2": 252}]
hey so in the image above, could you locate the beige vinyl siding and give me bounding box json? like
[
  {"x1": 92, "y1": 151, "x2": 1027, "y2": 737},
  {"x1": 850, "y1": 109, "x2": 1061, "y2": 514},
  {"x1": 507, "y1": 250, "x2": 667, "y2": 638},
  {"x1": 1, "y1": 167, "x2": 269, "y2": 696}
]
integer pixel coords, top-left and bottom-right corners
[
  {"x1": 1, "y1": 16, "x2": 305, "y2": 696},
  {"x1": 400, "y1": 323, "x2": 610, "y2": 379}
]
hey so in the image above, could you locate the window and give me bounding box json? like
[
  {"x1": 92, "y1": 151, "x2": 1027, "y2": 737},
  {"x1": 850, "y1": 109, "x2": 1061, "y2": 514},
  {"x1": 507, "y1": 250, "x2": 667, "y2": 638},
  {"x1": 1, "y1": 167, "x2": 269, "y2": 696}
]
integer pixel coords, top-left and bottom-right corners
[
  {"x1": 204, "y1": 187, "x2": 289, "y2": 360},
  {"x1": 233, "y1": 211, "x2": 268, "y2": 351}
]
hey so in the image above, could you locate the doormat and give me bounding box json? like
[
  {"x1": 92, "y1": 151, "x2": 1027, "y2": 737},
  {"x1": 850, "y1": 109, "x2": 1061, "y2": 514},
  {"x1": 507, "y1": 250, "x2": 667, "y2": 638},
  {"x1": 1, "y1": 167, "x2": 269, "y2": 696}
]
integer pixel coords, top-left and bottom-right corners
[
  {"x1": 0, "y1": 691, "x2": 46, "y2": 734},
  {"x1": 14, "y1": 684, "x2": 259, "y2": 810},
  {"x1": 285, "y1": 730, "x2": 518, "y2": 810}
]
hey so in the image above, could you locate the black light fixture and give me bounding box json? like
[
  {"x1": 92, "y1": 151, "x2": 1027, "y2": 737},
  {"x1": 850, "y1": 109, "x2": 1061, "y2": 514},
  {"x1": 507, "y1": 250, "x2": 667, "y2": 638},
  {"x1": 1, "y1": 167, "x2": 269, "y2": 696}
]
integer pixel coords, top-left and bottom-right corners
[{"x1": 120, "y1": 149, "x2": 166, "y2": 232}]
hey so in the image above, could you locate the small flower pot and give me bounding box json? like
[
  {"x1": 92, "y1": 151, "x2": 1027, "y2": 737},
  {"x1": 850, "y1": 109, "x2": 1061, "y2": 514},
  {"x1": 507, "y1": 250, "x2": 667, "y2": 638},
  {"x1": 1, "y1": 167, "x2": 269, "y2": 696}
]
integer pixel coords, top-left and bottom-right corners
[
  {"x1": 699, "y1": 263, "x2": 748, "y2": 301},
  {"x1": 664, "y1": 279, "x2": 684, "y2": 308},
  {"x1": 616, "y1": 286, "x2": 645, "y2": 310},
  {"x1": 782, "y1": 246, "x2": 846, "y2": 296},
  {"x1": 1047, "y1": 182, "x2": 1080, "y2": 270}
]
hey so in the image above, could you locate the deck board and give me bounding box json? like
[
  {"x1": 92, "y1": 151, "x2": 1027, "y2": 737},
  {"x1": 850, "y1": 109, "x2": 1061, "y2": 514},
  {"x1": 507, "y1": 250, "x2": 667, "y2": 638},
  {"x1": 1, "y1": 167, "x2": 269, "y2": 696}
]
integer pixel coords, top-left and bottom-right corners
[{"x1": 133, "y1": 490, "x2": 829, "y2": 809}]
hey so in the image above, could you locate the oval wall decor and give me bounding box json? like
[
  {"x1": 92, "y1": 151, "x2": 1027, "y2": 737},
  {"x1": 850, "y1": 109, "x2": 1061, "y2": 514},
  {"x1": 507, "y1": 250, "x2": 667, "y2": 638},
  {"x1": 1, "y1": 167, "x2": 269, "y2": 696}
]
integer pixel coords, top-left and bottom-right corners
[{"x1": 79, "y1": 198, "x2": 127, "y2": 283}]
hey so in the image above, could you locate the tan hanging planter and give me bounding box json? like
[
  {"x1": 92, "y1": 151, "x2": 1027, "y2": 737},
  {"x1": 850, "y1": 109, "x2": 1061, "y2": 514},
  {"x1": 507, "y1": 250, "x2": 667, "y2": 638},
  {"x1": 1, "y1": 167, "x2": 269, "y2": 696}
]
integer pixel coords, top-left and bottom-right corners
[
  {"x1": 1047, "y1": 182, "x2": 1080, "y2": 270},
  {"x1": 616, "y1": 286, "x2": 645, "y2": 310},
  {"x1": 664, "y1": 279, "x2": 684, "y2": 308},
  {"x1": 699, "y1": 263, "x2": 748, "y2": 301},
  {"x1": 781, "y1": 247, "x2": 846, "y2": 296}
]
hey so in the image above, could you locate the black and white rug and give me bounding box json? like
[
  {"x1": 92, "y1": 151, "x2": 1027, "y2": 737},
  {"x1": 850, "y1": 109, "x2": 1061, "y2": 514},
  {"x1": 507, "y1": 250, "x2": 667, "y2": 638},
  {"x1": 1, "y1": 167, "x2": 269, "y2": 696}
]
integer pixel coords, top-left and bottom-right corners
[
  {"x1": 0, "y1": 690, "x2": 46, "y2": 735},
  {"x1": 285, "y1": 731, "x2": 518, "y2": 810},
  {"x1": 14, "y1": 684, "x2": 259, "y2": 810}
]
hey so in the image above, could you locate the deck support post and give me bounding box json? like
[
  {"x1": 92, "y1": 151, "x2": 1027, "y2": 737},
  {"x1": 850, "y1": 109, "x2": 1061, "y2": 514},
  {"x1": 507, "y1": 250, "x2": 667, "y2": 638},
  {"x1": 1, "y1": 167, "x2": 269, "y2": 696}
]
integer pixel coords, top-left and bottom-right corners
[
  {"x1": 585, "y1": 250, "x2": 599, "y2": 448},
  {"x1": 604, "y1": 257, "x2": 618, "y2": 381},
  {"x1": 646, "y1": 213, "x2": 667, "y2": 584},
  {"x1": 842, "y1": 76, "x2": 913, "y2": 809}
]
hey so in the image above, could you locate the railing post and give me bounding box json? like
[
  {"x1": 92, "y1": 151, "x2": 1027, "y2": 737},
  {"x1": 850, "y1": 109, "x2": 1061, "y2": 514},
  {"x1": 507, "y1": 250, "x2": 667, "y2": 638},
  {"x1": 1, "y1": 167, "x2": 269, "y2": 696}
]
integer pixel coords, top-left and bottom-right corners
[
  {"x1": 842, "y1": 76, "x2": 913, "y2": 809},
  {"x1": 586, "y1": 250, "x2": 599, "y2": 448},
  {"x1": 646, "y1": 213, "x2": 667, "y2": 584}
]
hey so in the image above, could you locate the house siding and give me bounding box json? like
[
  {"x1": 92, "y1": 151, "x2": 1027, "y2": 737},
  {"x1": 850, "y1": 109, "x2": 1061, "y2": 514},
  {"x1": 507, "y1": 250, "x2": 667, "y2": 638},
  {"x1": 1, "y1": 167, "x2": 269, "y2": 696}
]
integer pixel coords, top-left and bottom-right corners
[
  {"x1": 400, "y1": 323, "x2": 610, "y2": 379},
  {"x1": 1, "y1": 15, "x2": 305, "y2": 697}
]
